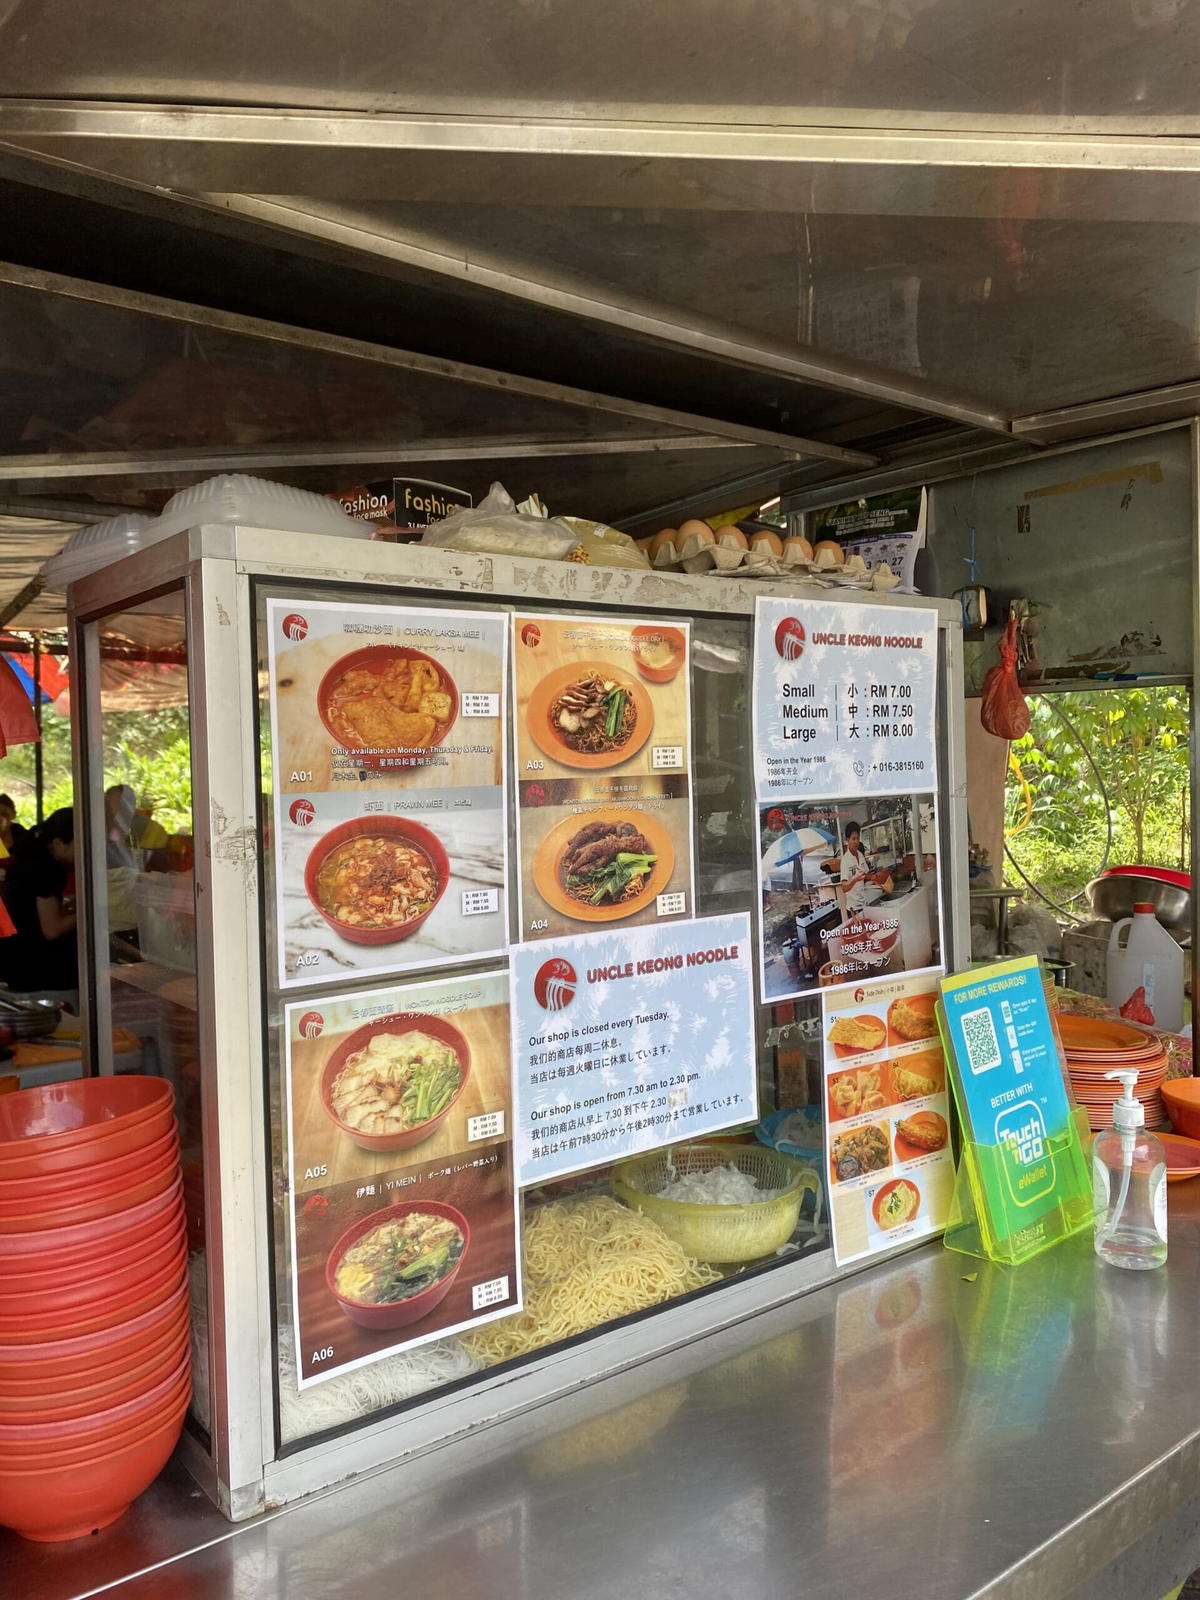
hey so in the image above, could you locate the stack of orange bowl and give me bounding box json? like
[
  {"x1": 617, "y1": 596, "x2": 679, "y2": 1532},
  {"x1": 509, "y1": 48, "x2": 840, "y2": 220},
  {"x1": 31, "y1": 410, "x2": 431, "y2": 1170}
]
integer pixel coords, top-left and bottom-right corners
[
  {"x1": 0, "y1": 1076, "x2": 190, "y2": 1543},
  {"x1": 1055, "y1": 1013, "x2": 1169, "y2": 1132}
]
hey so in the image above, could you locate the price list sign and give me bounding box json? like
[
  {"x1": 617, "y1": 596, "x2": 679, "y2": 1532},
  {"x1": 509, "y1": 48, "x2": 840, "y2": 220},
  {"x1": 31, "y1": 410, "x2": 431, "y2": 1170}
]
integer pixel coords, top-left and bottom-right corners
[{"x1": 752, "y1": 597, "x2": 939, "y2": 800}]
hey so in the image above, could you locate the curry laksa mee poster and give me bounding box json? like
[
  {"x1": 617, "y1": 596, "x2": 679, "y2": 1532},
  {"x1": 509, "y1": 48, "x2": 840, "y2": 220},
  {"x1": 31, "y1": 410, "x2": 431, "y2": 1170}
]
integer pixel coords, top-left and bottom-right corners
[{"x1": 265, "y1": 598, "x2": 510, "y2": 988}]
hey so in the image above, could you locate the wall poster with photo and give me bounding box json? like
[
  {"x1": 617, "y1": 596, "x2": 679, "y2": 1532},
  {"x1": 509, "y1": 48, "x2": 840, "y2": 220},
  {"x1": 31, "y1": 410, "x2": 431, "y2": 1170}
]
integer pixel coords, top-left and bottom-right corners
[
  {"x1": 511, "y1": 613, "x2": 695, "y2": 941},
  {"x1": 821, "y1": 971, "x2": 955, "y2": 1265},
  {"x1": 283, "y1": 969, "x2": 520, "y2": 1387},
  {"x1": 756, "y1": 792, "x2": 942, "y2": 1003},
  {"x1": 264, "y1": 598, "x2": 510, "y2": 988}
]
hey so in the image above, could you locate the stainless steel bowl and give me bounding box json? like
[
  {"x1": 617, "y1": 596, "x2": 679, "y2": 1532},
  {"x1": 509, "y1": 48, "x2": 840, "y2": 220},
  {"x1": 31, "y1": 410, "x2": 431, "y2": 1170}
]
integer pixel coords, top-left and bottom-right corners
[{"x1": 1086, "y1": 874, "x2": 1191, "y2": 932}]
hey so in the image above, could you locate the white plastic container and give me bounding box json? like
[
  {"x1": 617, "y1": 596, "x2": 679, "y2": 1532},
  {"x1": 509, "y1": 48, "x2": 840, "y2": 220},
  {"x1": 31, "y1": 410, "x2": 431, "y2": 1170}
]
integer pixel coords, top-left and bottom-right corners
[
  {"x1": 133, "y1": 871, "x2": 196, "y2": 971},
  {"x1": 139, "y1": 474, "x2": 371, "y2": 550},
  {"x1": 40, "y1": 513, "x2": 156, "y2": 592},
  {"x1": 1106, "y1": 902, "x2": 1185, "y2": 1032},
  {"x1": 1094, "y1": 1068, "x2": 1167, "y2": 1270}
]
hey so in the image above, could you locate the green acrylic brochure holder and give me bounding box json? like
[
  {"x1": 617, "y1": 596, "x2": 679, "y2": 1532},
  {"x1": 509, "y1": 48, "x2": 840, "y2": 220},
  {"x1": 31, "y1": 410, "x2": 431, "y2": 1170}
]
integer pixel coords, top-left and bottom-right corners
[
  {"x1": 943, "y1": 1106, "x2": 1093, "y2": 1268},
  {"x1": 938, "y1": 956, "x2": 1093, "y2": 1268}
]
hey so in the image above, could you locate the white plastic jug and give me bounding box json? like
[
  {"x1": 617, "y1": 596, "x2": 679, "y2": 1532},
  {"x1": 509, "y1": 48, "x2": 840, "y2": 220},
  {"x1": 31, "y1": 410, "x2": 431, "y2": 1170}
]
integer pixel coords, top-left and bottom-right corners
[{"x1": 1106, "y1": 903, "x2": 1185, "y2": 1033}]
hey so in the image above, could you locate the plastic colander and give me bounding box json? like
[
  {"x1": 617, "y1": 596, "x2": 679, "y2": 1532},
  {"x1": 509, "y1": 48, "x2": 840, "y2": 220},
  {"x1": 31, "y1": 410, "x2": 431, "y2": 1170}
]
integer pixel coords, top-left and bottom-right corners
[{"x1": 613, "y1": 1142, "x2": 817, "y2": 1263}]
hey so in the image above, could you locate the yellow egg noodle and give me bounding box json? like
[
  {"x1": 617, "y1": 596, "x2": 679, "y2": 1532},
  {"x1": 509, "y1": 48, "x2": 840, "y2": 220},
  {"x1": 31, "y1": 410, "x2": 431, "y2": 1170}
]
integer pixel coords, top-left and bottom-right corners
[{"x1": 463, "y1": 1195, "x2": 720, "y2": 1366}]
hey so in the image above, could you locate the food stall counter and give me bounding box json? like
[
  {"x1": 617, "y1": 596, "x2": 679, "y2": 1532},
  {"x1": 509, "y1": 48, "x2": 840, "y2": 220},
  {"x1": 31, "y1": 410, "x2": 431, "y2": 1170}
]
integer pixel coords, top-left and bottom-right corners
[{"x1": 9, "y1": 1200, "x2": 1200, "y2": 1600}]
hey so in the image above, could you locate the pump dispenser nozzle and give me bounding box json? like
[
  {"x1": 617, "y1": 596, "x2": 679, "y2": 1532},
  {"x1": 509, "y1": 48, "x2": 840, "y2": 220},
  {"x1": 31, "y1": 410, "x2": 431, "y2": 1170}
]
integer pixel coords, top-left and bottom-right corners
[{"x1": 1105, "y1": 1069, "x2": 1144, "y2": 1135}]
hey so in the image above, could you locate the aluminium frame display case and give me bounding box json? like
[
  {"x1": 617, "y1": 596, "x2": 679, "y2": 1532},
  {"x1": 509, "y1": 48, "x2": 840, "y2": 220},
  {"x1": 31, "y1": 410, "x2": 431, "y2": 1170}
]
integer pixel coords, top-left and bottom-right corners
[{"x1": 68, "y1": 523, "x2": 969, "y2": 1519}]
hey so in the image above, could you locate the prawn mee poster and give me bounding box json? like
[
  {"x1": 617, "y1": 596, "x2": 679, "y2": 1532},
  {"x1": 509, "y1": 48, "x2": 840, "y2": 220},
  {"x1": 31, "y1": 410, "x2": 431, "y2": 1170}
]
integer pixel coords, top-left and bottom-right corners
[
  {"x1": 821, "y1": 971, "x2": 954, "y2": 1266},
  {"x1": 511, "y1": 612, "x2": 695, "y2": 942},
  {"x1": 284, "y1": 969, "x2": 521, "y2": 1386},
  {"x1": 265, "y1": 598, "x2": 510, "y2": 989}
]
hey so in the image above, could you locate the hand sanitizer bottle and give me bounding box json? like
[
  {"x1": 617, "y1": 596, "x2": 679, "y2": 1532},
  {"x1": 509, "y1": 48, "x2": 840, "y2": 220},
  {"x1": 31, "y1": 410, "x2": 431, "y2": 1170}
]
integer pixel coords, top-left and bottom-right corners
[{"x1": 1094, "y1": 1069, "x2": 1168, "y2": 1270}]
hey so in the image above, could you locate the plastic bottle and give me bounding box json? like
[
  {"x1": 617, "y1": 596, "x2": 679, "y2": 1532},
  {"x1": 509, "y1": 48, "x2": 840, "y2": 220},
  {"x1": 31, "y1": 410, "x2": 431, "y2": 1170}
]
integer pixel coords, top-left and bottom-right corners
[
  {"x1": 1093, "y1": 1069, "x2": 1168, "y2": 1271},
  {"x1": 1105, "y1": 902, "x2": 1185, "y2": 1033}
]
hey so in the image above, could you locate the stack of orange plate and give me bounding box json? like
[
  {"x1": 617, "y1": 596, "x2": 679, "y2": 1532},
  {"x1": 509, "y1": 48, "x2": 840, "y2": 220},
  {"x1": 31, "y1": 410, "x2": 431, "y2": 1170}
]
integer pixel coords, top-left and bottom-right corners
[{"x1": 1056, "y1": 1014, "x2": 1169, "y2": 1132}]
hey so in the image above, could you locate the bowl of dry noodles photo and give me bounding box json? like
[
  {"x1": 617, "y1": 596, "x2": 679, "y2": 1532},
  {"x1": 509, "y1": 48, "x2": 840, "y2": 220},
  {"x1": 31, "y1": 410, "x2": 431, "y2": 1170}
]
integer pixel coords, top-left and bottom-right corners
[
  {"x1": 526, "y1": 662, "x2": 653, "y2": 770},
  {"x1": 318, "y1": 1013, "x2": 471, "y2": 1152},
  {"x1": 317, "y1": 645, "x2": 458, "y2": 768},
  {"x1": 326, "y1": 1201, "x2": 470, "y2": 1330},
  {"x1": 303, "y1": 816, "x2": 449, "y2": 947}
]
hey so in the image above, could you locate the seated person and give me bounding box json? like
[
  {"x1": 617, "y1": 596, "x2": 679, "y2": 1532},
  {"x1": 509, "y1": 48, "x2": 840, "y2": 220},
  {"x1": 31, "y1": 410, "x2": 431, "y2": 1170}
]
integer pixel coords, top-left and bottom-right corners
[{"x1": 0, "y1": 807, "x2": 78, "y2": 1001}]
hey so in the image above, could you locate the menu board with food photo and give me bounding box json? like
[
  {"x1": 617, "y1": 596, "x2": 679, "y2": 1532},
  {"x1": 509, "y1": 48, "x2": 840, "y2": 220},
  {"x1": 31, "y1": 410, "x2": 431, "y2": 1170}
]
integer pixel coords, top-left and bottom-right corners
[
  {"x1": 821, "y1": 971, "x2": 954, "y2": 1265},
  {"x1": 266, "y1": 598, "x2": 509, "y2": 987},
  {"x1": 511, "y1": 613, "x2": 695, "y2": 941},
  {"x1": 284, "y1": 970, "x2": 520, "y2": 1386},
  {"x1": 757, "y1": 793, "x2": 942, "y2": 1002}
]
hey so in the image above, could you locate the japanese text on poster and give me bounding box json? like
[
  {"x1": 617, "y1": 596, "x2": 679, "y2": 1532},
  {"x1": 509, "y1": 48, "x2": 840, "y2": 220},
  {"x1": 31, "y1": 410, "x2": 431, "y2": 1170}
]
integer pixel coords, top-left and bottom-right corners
[
  {"x1": 512, "y1": 913, "x2": 756, "y2": 1185},
  {"x1": 265, "y1": 598, "x2": 509, "y2": 988},
  {"x1": 821, "y1": 971, "x2": 954, "y2": 1265},
  {"x1": 284, "y1": 969, "x2": 520, "y2": 1387},
  {"x1": 752, "y1": 596, "x2": 938, "y2": 800},
  {"x1": 511, "y1": 612, "x2": 695, "y2": 942}
]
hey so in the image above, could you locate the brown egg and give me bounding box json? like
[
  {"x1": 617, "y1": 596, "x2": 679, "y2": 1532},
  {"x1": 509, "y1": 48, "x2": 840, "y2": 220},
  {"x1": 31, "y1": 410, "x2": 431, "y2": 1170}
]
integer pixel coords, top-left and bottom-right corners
[
  {"x1": 749, "y1": 529, "x2": 783, "y2": 557},
  {"x1": 714, "y1": 524, "x2": 749, "y2": 550},
  {"x1": 679, "y1": 517, "x2": 716, "y2": 546},
  {"x1": 814, "y1": 539, "x2": 846, "y2": 566},
  {"x1": 785, "y1": 534, "x2": 815, "y2": 563},
  {"x1": 649, "y1": 529, "x2": 679, "y2": 561}
]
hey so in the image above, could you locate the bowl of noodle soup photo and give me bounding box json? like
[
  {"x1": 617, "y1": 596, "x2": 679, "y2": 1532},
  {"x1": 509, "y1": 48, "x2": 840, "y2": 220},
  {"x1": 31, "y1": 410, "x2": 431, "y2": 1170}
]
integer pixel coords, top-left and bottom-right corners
[
  {"x1": 304, "y1": 816, "x2": 449, "y2": 947},
  {"x1": 319, "y1": 1014, "x2": 471, "y2": 1153},
  {"x1": 326, "y1": 1201, "x2": 470, "y2": 1331},
  {"x1": 317, "y1": 645, "x2": 459, "y2": 768}
]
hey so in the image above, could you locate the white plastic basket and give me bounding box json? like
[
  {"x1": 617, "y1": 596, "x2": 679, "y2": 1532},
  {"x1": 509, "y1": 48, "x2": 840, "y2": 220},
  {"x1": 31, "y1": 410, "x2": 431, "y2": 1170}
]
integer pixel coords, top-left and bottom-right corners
[
  {"x1": 140, "y1": 474, "x2": 370, "y2": 548},
  {"x1": 40, "y1": 513, "x2": 156, "y2": 592}
]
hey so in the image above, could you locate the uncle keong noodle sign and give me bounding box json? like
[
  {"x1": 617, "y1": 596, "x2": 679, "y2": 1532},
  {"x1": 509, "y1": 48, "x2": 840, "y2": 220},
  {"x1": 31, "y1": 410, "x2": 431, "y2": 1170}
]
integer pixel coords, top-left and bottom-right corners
[{"x1": 511, "y1": 913, "x2": 756, "y2": 1185}]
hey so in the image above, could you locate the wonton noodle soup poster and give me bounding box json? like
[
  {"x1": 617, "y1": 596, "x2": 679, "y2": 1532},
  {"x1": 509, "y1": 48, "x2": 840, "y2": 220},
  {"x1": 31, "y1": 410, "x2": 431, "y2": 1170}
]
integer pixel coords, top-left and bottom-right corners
[
  {"x1": 284, "y1": 970, "x2": 520, "y2": 1386},
  {"x1": 265, "y1": 598, "x2": 510, "y2": 989}
]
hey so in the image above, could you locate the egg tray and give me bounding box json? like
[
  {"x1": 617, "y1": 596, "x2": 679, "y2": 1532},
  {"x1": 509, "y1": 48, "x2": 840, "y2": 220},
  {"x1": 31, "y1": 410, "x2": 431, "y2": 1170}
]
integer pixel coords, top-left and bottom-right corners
[{"x1": 646, "y1": 533, "x2": 902, "y2": 590}]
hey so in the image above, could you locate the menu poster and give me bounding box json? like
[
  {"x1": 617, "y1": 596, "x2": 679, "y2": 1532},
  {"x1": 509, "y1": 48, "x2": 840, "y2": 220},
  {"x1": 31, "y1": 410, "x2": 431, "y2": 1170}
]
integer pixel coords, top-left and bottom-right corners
[
  {"x1": 511, "y1": 613, "x2": 695, "y2": 942},
  {"x1": 284, "y1": 970, "x2": 520, "y2": 1387},
  {"x1": 266, "y1": 599, "x2": 509, "y2": 988},
  {"x1": 821, "y1": 972, "x2": 954, "y2": 1266},
  {"x1": 751, "y1": 596, "x2": 939, "y2": 800},
  {"x1": 511, "y1": 913, "x2": 756, "y2": 1186},
  {"x1": 757, "y1": 793, "x2": 942, "y2": 1002}
]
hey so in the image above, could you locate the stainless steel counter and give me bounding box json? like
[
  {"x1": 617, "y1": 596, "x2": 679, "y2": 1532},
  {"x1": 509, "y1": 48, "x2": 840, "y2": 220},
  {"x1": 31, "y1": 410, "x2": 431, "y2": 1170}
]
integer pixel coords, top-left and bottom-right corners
[{"x1": 10, "y1": 1190, "x2": 1200, "y2": 1600}]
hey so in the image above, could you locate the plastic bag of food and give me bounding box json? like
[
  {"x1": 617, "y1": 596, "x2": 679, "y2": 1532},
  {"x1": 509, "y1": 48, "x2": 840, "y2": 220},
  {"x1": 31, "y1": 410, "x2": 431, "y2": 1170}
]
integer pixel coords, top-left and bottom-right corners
[
  {"x1": 980, "y1": 616, "x2": 1029, "y2": 739},
  {"x1": 558, "y1": 517, "x2": 651, "y2": 570},
  {"x1": 420, "y1": 481, "x2": 577, "y2": 560}
]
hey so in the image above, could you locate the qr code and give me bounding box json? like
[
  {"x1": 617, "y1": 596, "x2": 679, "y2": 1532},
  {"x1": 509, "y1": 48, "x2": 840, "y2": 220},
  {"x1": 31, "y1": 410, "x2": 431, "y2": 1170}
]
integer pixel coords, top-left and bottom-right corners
[{"x1": 961, "y1": 1007, "x2": 1002, "y2": 1074}]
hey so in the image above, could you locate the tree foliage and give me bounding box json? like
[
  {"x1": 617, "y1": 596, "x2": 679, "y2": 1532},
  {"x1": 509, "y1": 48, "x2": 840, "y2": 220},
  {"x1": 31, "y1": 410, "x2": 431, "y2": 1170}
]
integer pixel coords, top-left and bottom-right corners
[
  {"x1": 1004, "y1": 687, "x2": 1190, "y2": 903},
  {"x1": 0, "y1": 706, "x2": 193, "y2": 835}
]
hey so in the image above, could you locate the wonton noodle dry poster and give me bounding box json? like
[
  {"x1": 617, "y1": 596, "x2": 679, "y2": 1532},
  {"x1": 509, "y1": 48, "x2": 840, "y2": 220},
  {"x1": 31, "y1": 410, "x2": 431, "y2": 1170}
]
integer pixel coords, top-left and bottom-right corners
[{"x1": 511, "y1": 613, "x2": 695, "y2": 942}]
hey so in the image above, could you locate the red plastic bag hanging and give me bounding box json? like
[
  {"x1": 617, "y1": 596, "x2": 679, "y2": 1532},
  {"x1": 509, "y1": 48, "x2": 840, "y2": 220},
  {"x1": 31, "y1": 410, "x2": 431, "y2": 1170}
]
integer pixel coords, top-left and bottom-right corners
[{"x1": 980, "y1": 616, "x2": 1029, "y2": 740}]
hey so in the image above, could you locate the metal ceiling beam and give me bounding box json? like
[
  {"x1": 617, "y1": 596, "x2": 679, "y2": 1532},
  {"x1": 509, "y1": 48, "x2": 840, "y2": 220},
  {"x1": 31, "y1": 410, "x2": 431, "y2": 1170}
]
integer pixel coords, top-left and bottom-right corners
[
  {"x1": 10, "y1": 103, "x2": 1200, "y2": 174},
  {"x1": 0, "y1": 433, "x2": 752, "y2": 483},
  {"x1": 187, "y1": 194, "x2": 1010, "y2": 435},
  {"x1": 0, "y1": 262, "x2": 871, "y2": 467},
  {"x1": 1013, "y1": 383, "x2": 1200, "y2": 445}
]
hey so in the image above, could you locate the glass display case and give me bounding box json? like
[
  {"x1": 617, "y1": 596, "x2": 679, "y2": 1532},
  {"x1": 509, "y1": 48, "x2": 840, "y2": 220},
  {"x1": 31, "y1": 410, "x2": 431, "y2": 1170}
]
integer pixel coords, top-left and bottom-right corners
[{"x1": 69, "y1": 524, "x2": 969, "y2": 1519}]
